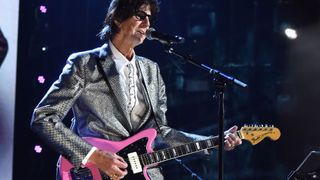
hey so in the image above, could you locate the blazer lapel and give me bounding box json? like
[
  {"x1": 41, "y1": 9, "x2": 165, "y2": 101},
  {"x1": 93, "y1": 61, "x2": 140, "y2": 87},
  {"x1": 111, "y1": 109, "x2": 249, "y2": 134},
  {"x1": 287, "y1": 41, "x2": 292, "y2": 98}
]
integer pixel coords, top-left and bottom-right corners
[
  {"x1": 136, "y1": 58, "x2": 156, "y2": 128},
  {"x1": 98, "y1": 44, "x2": 132, "y2": 132}
]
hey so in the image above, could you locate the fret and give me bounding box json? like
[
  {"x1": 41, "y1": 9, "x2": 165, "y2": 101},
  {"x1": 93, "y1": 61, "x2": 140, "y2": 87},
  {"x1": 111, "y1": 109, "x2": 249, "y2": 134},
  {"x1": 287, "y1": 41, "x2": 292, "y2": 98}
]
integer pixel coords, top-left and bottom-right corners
[
  {"x1": 196, "y1": 142, "x2": 200, "y2": 150},
  {"x1": 140, "y1": 155, "x2": 144, "y2": 165},
  {"x1": 171, "y1": 148, "x2": 176, "y2": 157},
  {"x1": 160, "y1": 150, "x2": 166, "y2": 160},
  {"x1": 159, "y1": 151, "x2": 164, "y2": 161},
  {"x1": 141, "y1": 154, "x2": 146, "y2": 165},
  {"x1": 195, "y1": 142, "x2": 200, "y2": 150},
  {"x1": 174, "y1": 146, "x2": 180, "y2": 156},
  {"x1": 144, "y1": 154, "x2": 150, "y2": 165},
  {"x1": 181, "y1": 145, "x2": 187, "y2": 155},
  {"x1": 185, "y1": 144, "x2": 191, "y2": 153},
  {"x1": 200, "y1": 141, "x2": 204, "y2": 149},
  {"x1": 197, "y1": 142, "x2": 202, "y2": 150},
  {"x1": 190, "y1": 143, "x2": 196, "y2": 152},
  {"x1": 178, "y1": 145, "x2": 185, "y2": 155},
  {"x1": 163, "y1": 150, "x2": 167, "y2": 160},
  {"x1": 154, "y1": 152, "x2": 160, "y2": 162},
  {"x1": 164, "y1": 149, "x2": 170, "y2": 159},
  {"x1": 206, "y1": 139, "x2": 212, "y2": 147},
  {"x1": 165, "y1": 151, "x2": 168, "y2": 160},
  {"x1": 139, "y1": 155, "x2": 146, "y2": 166},
  {"x1": 172, "y1": 148, "x2": 177, "y2": 157},
  {"x1": 163, "y1": 150, "x2": 168, "y2": 159},
  {"x1": 166, "y1": 149, "x2": 172, "y2": 159},
  {"x1": 153, "y1": 153, "x2": 159, "y2": 163},
  {"x1": 169, "y1": 149, "x2": 173, "y2": 158},
  {"x1": 148, "y1": 154, "x2": 154, "y2": 164},
  {"x1": 139, "y1": 154, "x2": 144, "y2": 165}
]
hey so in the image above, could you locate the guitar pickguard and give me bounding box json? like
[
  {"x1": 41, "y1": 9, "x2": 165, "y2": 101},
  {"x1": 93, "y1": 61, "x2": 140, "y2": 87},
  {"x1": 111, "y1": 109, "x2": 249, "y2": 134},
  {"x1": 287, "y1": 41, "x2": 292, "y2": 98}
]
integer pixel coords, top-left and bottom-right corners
[{"x1": 117, "y1": 137, "x2": 148, "y2": 179}]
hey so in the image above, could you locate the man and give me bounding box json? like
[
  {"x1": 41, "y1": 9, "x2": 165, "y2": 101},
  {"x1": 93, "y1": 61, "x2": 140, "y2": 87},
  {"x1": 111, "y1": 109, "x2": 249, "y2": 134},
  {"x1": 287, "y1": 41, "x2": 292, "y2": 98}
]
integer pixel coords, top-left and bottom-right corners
[
  {"x1": 31, "y1": 0, "x2": 242, "y2": 179},
  {"x1": 0, "y1": 28, "x2": 8, "y2": 66}
]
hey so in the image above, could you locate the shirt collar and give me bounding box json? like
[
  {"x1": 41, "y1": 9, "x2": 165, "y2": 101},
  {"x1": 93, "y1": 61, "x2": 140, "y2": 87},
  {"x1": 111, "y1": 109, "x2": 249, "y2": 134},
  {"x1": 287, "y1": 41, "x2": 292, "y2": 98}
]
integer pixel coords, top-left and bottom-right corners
[{"x1": 109, "y1": 41, "x2": 136, "y2": 72}]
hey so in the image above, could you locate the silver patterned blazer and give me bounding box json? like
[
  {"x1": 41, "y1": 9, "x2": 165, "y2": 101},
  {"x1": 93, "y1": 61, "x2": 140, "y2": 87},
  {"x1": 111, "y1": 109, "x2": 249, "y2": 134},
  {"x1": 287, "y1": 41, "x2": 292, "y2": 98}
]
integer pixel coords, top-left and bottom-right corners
[{"x1": 30, "y1": 43, "x2": 209, "y2": 173}]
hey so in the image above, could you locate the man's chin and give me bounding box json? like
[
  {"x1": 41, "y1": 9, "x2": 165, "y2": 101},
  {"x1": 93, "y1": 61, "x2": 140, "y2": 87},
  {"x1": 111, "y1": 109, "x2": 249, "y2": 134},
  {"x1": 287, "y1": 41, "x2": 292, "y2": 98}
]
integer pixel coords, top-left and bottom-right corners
[{"x1": 133, "y1": 37, "x2": 146, "y2": 47}]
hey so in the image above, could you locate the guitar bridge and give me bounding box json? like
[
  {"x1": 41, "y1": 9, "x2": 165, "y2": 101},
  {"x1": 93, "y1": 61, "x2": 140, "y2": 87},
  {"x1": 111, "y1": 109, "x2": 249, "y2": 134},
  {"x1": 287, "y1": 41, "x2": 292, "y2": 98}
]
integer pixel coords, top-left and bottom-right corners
[{"x1": 70, "y1": 167, "x2": 93, "y2": 180}]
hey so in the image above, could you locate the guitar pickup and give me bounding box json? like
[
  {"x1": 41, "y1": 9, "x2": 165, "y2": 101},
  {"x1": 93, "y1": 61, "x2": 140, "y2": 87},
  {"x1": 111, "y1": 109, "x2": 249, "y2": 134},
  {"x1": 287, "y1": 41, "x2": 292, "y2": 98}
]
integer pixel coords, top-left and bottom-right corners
[{"x1": 128, "y1": 152, "x2": 143, "y2": 174}]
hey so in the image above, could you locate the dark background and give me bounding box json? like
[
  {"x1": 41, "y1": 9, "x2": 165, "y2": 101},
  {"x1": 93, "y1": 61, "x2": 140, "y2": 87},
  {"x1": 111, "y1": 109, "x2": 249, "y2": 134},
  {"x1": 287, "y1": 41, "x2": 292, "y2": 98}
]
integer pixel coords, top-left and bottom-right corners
[{"x1": 14, "y1": 0, "x2": 320, "y2": 179}]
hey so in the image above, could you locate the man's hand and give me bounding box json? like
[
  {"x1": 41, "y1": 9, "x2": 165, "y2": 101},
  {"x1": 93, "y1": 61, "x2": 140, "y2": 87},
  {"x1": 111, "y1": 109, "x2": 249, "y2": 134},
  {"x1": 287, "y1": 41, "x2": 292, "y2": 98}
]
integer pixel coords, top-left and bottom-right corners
[
  {"x1": 224, "y1": 125, "x2": 242, "y2": 151},
  {"x1": 88, "y1": 149, "x2": 128, "y2": 179}
]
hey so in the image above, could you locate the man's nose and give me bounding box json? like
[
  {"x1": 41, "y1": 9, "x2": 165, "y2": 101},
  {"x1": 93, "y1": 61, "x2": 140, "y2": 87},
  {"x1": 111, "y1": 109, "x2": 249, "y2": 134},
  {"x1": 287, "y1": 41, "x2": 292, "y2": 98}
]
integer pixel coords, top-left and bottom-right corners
[{"x1": 141, "y1": 17, "x2": 150, "y2": 27}]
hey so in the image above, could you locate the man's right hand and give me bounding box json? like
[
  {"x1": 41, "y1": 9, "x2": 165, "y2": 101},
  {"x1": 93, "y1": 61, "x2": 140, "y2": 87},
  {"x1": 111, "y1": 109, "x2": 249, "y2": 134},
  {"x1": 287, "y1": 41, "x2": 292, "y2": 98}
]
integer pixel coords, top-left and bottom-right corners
[{"x1": 88, "y1": 149, "x2": 128, "y2": 179}]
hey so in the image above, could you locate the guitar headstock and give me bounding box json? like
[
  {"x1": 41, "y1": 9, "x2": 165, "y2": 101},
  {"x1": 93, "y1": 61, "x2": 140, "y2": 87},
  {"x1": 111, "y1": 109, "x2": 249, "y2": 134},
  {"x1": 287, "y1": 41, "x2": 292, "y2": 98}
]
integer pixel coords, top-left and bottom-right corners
[{"x1": 239, "y1": 125, "x2": 281, "y2": 145}]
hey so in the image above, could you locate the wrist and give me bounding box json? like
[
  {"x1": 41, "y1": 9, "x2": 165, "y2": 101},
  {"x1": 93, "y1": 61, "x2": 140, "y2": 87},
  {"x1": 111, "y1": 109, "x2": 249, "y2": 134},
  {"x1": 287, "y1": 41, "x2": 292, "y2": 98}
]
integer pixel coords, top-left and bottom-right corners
[{"x1": 82, "y1": 147, "x2": 98, "y2": 166}]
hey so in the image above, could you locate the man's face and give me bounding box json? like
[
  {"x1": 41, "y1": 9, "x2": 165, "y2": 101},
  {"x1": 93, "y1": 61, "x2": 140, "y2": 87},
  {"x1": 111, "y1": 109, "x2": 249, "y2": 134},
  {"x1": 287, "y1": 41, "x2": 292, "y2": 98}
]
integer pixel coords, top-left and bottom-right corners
[{"x1": 115, "y1": 5, "x2": 152, "y2": 47}]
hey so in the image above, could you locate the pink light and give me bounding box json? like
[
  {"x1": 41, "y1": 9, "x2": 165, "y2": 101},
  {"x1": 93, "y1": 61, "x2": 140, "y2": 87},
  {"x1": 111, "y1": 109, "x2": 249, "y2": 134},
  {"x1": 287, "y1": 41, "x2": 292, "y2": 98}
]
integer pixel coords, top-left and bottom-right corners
[
  {"x1": 34, "y1": 145, "x2": 42, "y2": 153},
  {"x1": 37, "y1": 76, "x2": 45, "y2": 84},
  {"x1": 40, "y1": 5, "x2": 47, "y2": 13}
]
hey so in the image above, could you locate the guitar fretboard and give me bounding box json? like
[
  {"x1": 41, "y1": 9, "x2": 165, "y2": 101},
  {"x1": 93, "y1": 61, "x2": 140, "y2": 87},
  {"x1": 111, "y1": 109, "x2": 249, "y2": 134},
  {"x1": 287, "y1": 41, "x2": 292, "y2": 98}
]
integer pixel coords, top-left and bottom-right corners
[{"x1": 139, "y1": 137, "x2": 219, "y2": 166}]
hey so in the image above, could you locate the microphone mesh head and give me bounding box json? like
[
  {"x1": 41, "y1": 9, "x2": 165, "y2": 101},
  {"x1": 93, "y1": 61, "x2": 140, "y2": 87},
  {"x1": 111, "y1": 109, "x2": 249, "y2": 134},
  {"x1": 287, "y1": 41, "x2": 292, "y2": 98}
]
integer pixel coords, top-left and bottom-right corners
[{"x1": 146, "y1": 28, "x2": 155, "y2": 40}]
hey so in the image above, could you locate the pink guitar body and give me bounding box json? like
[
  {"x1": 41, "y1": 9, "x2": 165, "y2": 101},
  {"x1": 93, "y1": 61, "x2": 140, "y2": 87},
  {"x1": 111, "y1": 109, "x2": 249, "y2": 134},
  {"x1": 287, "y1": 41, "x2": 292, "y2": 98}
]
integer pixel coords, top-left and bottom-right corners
[{"x1": 59, "y1": 128, "x2": 157, "y2": 180}]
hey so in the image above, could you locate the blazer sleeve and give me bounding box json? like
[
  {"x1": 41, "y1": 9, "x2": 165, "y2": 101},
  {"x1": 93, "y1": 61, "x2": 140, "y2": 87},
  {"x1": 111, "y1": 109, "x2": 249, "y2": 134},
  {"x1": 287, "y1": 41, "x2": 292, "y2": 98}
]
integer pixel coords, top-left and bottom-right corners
[
  {"x1": 154, "y1": 64, "x2": 212, "y2": 147},
  {"x1": 30, "y1": 53, "x2": 93, "y2": 168}
]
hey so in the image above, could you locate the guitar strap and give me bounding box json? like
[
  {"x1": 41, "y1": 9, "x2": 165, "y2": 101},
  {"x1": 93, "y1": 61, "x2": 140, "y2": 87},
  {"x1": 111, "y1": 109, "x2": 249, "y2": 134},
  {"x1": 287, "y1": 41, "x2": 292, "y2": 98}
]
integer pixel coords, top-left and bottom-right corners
[{"x1": 95, "y1": 57, "x2": 162, "y2": 134}]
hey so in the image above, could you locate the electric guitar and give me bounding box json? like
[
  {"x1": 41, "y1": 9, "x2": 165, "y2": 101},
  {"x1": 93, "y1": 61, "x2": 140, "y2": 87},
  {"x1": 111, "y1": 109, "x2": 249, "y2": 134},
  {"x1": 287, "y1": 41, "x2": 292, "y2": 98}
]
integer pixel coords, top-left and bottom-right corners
[{"x1": 60, "y1": 125, "x2": 281, "y2": 180}]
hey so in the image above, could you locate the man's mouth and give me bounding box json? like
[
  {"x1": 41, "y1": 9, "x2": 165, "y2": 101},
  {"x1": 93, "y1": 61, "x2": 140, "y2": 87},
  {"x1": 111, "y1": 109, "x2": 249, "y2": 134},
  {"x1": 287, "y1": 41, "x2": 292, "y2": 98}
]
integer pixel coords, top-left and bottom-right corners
[{"x1": 137, "y1": 30, "x2": 145, "y2": 36}]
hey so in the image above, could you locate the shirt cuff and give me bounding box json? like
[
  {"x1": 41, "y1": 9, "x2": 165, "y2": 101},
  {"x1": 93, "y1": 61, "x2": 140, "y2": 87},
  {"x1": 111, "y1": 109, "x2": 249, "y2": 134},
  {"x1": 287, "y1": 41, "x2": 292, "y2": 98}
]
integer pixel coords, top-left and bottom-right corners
[{"x1": 81, "y1": 147, "x2": 97, "y2": 165}]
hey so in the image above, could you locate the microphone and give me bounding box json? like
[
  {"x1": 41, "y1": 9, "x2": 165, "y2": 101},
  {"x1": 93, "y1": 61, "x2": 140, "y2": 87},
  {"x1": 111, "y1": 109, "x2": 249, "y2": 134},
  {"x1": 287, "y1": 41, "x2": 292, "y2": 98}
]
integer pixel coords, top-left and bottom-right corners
[{"x1": 146, "y1": 28, "x2": 185, "y2": 45}]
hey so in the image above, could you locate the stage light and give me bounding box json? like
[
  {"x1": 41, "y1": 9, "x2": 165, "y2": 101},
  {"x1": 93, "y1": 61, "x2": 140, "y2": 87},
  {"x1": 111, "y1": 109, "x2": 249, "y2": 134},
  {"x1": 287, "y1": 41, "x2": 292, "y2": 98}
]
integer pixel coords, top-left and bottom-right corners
[
  {"x1": 37, "y1": 76, "x2": 45, "y2": 84},
  {"x1": 284, "y1": 28, "x2": 298, "y2": 40},
  {"x1": 39, "y1": 5, "x2": 47, "y2": 14},
  {"x1": 34, "y1": 145, "x2": 42, "y2": 153}
]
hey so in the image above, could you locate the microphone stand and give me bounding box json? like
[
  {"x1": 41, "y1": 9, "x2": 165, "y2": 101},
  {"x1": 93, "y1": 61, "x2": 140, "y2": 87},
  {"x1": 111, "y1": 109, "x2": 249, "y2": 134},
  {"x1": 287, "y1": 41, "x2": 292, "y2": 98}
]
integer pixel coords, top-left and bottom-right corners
[
  {"x1": 163, "y1": 45, "x2": 247, "y2": 180},
  {"x1": 175, "y1": 159, "x2": 203, "y2": 180}
]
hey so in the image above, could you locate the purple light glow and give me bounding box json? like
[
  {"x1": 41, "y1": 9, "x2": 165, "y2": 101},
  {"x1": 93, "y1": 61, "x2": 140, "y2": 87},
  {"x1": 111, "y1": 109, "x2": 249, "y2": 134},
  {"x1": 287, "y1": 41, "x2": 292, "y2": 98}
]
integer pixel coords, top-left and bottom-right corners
[
  {"x1": 37, "y1": 76, "x2": 45, "y2": 84},
  {"x1": 34, "y1": 145, "x2": 42, "y2": 153},
  {"x1": 40, "y1": 5, "x2": 47, "y2": 13}
]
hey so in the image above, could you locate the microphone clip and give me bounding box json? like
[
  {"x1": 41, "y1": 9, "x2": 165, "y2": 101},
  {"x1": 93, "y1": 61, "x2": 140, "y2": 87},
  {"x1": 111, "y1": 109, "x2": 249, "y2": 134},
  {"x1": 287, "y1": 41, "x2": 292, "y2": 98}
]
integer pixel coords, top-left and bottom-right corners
[{"x1": 146, "y1": 28, "x2": 185, "y2": 45}]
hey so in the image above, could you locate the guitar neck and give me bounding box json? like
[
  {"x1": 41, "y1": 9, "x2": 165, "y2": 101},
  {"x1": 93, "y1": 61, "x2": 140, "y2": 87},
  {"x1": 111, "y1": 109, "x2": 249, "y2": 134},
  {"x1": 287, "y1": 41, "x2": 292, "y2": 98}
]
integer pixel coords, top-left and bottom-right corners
[
  {"x1": 139, "y1": 135, "x2": 221, "y2": 166},
  {"x1": 138, "y1": 124, "x2": 280, "y2": 166}
]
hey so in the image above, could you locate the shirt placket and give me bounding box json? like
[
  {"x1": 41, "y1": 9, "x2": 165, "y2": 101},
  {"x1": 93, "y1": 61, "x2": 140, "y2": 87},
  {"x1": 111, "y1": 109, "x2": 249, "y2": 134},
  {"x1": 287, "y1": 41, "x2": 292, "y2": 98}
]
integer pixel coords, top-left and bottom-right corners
[{"x1": 127, "y1": 63, "x2": 136, "y2": 113}]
